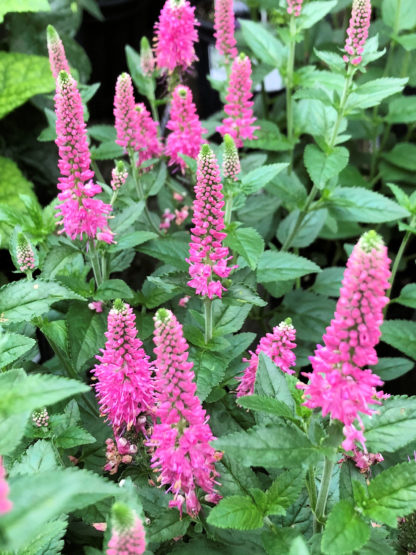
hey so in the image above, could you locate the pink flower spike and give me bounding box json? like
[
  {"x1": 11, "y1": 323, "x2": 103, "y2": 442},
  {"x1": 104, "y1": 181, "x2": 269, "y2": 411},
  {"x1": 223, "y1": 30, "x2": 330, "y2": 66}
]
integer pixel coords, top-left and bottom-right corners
[
  {"x1": 149, "y1": 309, "x2": 222, "y2": 518},
  {"x1": 114, "y1": 73, "x2": 139, "y2": 153},
  {"x1": 107, "y1": 503, "x2": 146, "y2": 555},
  {"x1": 223, "y1": 133, "x2": 241, "y2": 181},
  {"x1": 298, "y1": 231, "x2": 391, "y2": 452},
  {"x1": 47, "y1": 25, "x2": 70, "y2": 79},
  {"x1": 217, "y1": 54, "x2": 259, "y2": 148},
  {"x1": 16, "y1": 233, "x2": 36, "y2": 273},
  {"x1": 214, "y1": 0, "x2": 238, "y2": 59},
  {"x1": 111, "y1": 161, "x2": 128, "y2": 191},
  {"x1": 343, "y1": 0, "x2": 372, "y2": 66},
  {"x1": 54, "y1": 71, "x2": 113, "y2": 243},
  {"x1": 165, "y1": 85, "x2": 206, "y2": 173},
  {"x1": 187, "y1": 145, "x2": 236, "y2": 300},
  {"x1": 92, "y1": 300, "x2": 154, "y2": 436},
  {"x1": 135, "y1": 103, "x2": 163, "y2": 169},
  {"x1": 236, "y1": 319, "x2": 297, "y2": 398},
  {"x1": 154, "y1": 0, "x2": 199, "y2": 74},
  {"x1": 287, "y1": 0, "x2": 303, "y2": 16},
  {"x1": 0, "y1": 456, "x2": 12, "y2": 515}
]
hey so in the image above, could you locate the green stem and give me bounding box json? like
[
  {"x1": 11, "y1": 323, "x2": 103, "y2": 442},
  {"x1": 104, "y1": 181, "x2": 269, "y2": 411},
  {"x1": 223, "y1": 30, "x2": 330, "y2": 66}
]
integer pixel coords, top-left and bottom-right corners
[
  {"x1": 314, "y1": 457, "x2": 335, "y2": 532},
  {"x1": 101, "y1": 253, "x2": 108, "y2": 282},
  {"x1": 307, "y1": 465, "x2": 318, "y2": 514},
  {"x1": 387, "y1": 216, "x2": 416, "y2": 301},
  {"x1": 281, "y1": 183, "x2": 318, "y2": 251},
  {"x1": 89, "y1": 245, "x2": 103, "y2": 288},
  {"x1": 149, "y1": 97, "x2": 159, "y2": 123},
  {"x1": 286, "y1": 16, "x2": 297, "y2": 171},
  {"x1": 204, "y1": 298, "x2": 213, "y2": 344},
  {"x1": 91, "y1": 160, "x2": 105, "y2": 184},
  {"x1": 224, "y1": 195, "x2": 233, "y2": 226},
  {"x1": 110, "y1": 190, "x2": 118, "y2": 205}
]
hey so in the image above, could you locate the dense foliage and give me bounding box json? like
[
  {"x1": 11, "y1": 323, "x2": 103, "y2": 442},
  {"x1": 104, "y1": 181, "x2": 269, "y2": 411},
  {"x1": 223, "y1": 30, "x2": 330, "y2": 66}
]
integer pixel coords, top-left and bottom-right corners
[{"x1": 1, "y1": 0, "x2": 416, "y2": 554}]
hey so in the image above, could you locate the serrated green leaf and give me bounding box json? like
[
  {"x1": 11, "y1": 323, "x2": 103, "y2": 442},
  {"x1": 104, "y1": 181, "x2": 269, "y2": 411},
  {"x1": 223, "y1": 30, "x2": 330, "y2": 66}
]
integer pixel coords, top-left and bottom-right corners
[
  {"x1": 0, "y1": 332, "x2": 35, "y2": 367},
  {"x1": 396, "y1": 283, "x2": 416, "y2": 308},
  {"x1": 383, "y1": 143, "x2": 416, "y2": 171},
  {"x1": 54, "y1": 425, "x2": 96, "y2": 449},
  {"x1": 277, "y1": 209, "x2": 327, "y2": 249},
  {"x1": 138, "y1": 237, "x2": 189, "y2": 270},
  {"x1": 94, "y1": 279, "x2": 134, "y2": 301},
  {"x1": 372, "y1": 357, "x2": 414, "y2": 380},
  {"x1": 347, "y1": 78, "x2": 407, "y2": 110},
  {"x1": 304, "y1": 145, "x2": 349, "y2": 189},
  {"x1": 0, "y1": 280, "x2": 83, "y2": 324},
  {"x1": 240, "y1": 20, "x2": 286, "y2": 68},
  {"x1": 238, "y1": 395, "x2": 294, "y2": 420},
  {"x1": 257, "y1": 251, "x2": 320, "y2": 283},
  {"x1": 42, "y1": 245, "x2": 84, "y2": 279},
  {"x1": 381, "y1": 320, "x2": 416, "y2": 360},
  {"x1": 314, "y1": 49, "x2": 345, "y2": 72},
  {"x1": 298, "y1": 0, "x2": 337, "y2": 29},
  {"x1": 207, "y1": 495, "x2": 264, "y2": 530},
  {"x1": 20, "y1": 519, "x2": 67, "y2": 555},
  {"x1": 0, "y1": 0, "x2": 50, "y2": 22},
  {"x1": 109, "y1": 231, "x2": 157, "y2": 252},
  {"x1": 255, "y1": 353, "x2": 295, "y2": 411},
  {"x1": 365, "y1": 462, "x2": 416, "y2": 527},
  {"x1": 147, "y1": 510, "x2": 190, "y2": 543},
  {"x1": 10, "y1": 440, "x2": 57, "y2": 477},
  {"x1": 67, "y1": 301, "x2": 106, "y2": 372},
  {"x1": 225, "y1": 227, "x2": 264, "y2": 270},
  {"x1": 0, "y1": 52, "x2": 54, "y2": 118},
  {"x1": 266, "y1": 468, "x2": 306, "y2": 515},
  {"x1": 386, "y1": 96, "x2": 416, "y2": 123},
  {"x1": 241, "y1": 163, "x2": 288, "y2": 195},
  {"x1": 322, "y1": 500, "x2": 370, "y2": 555},
  {"x1": 312, "y1": 267, "x2": 344, "y2": 297}
]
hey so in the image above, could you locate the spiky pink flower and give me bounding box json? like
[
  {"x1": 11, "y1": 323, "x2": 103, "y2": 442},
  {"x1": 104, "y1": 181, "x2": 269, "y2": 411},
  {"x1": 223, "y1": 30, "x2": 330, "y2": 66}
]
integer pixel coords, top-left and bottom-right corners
[
  {"x1": 287, "y1": 0, "x2": 303, "y2": 16},
  {"x1": 165, "y1": 85, "x2": 206, "y2": 173},
  {"x1": 16, "y1": 234, "x2": 36, "y2": 273},
  {"x1": 187, "y1": 145, "x2": 235, "y2": 299},
  {"x1": 92, "y1": 300, "x2": 154, "y2": 437},
  {"x1": 154, "y1": 0, "x2": 199, "y2": 74},
  {"x1": 223, "y1": 134, "x2": 240, "y2": 181},
  {"x1": 343, "y1": 0, "x2": 372, "y2": 65},
  {"x1": 217, "y1": 54, "x2": 258, "y2": 148},
  {"x1": 236, "y1": 319, "x2": 296, "y2": 398},
  {"x1": 47, "y1": 25, "x2": 70, "y2": 79},
  {"x1": 135, "y1": 103, "x2": 163, "y2": 168},
  {"x1": 107, "y1": 503, "x2": 146, "y2": 555},
  {"x1": 160, "y1": 208, "x2": 175, "y2": 230},
  {"x1": 111, "y1": 161, "x2": 128, "y2": 191},
  {"x1": 55, "y1": 71, "x2": 113, "y2": 243},
  {"x1": 114, "y1": 73, "x2": 139, "y2": 153},
  {"x1": 214, "y1": 0, "x2": 238, "y2": 59},
  {"x1": 88, "y1": 301, "x2": 104, "y2": 313},
  {"x1": 299, "y1": 231, "x2": 391, "y2": 452},
  {"x1": 0, "y1": 456, "x2": 12, "y2": 515},
  {"x1": 149, "y1": 309, "x2": 222, "y2": 517}
]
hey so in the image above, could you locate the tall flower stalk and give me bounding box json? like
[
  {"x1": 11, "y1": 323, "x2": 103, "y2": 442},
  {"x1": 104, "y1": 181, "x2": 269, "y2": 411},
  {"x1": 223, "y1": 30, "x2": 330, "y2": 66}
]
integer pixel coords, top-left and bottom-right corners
[
  {"x1": 107, "y1": 503, "x2": 146, "y2": 555},
  {"x1": 47, "y1": 25, "x2": 70, "y2": 79},
  {"x1": 343, "y1": 0, "x2": 372, "y2": 66},
  {"x1": 149, "y1": 309, "x2": 221, "y2": 517},
  {"x1": 214, "y1": 0, "x2": 238, "y2": 62}
]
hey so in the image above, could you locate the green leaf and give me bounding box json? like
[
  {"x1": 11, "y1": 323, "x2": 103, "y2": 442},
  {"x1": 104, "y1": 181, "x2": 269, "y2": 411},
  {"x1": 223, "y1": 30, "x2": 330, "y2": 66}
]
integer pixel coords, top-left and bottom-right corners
[
  {"x1": 0, "y1": 0, "x2": 50, "y2": 23},
  {"x1": 263, "y1": 527, "x2": 300, "y2": 555},
  {"x1": 225, "y1": 227, "x2": 265, "y2": 270},
  {"x1": 289, "y1": 537, "x2": 310, "y2": 555},
  {"x1": 238, "y1": 395, "x2": 294, "y2": 420},
  {"x1": 0, "y1": 411, "x2": 29, "y2": 455},
  {"x1": 94, "y1": 279, "x2": 134, "y2": 301},
  {"x1": 361, "y1": 396, "x2": 416, "y2": 453},
  {"x1": 0, "y1": 468, "x2": 119, "y2": 552},
  {"x1": 277, "y1": 209, "x2": 327, "y2": 249},
  {"x1": 266, "y1": 468, "x2": 306, "y2": 515},
  {"x1": 255, "y1": 353, "x2": 295, "y2": 411},
  {"x1": 125, "y1": 45, "x2": 155, "y2": 100},
  {"x1": 239, "y1": 20, "x2": 286, "y2": 68},
  {"x1": 386, "y1": 96, "x2": 416, "y2": 123},
  {"x1": 382, "y1": 143, "x2": 416, "y2": 171},
  {"x1": 396, "y1": 33, "x2": 416, "y2": 51},
  {"x1": 67, "y1": 301, "x2": 106, "y2": 372},
  {"x1": 373, "y1": 357, "x2": 414, "y2": 381},
  {"x1": 298, "y1": 0, "x2": 338, "y2": 29},
  {"x1": 109, "y1": 230, "x2": 157, "y2": 252},
  {"x1": 381, "y1": 320, "x2": 416, "y2": 360},
  {"x1": 54, "y1": 425, "x2": 96, "y2": 449},
  {"x1": 329, "y1": 187, "x2": 410, "y2": 223},
  {"x1": 0, "y1": 369, "x2": 89, "y2": 417},
  {"x1": 215, "y1": 422, "x2": 322, "y2": 468},
  {"x1": 19, "y1": 518, "x2": 67, "y2": 555},
  {"x1": 214, "y1": 303, "x2": 252, "y2": 335},
  {"x1": 396, "y1": 283, "x2": 416, "y2": 308},
  {"x1": 257, "y1": 251, "x2": 320, "y2": 283},
  {"x1": 382, "y1": 0, "x2": 416, "y2": 31},
  {"x1": 304, "y1": 145, "x2": 349, "y2": 189},
  {"x1": 147, "y1": 511, "x2": 190, "y2": 543},
  {"x1": 42, "y1": 245, "x2": 84, "y2": 279},
  {"x1": 90, "y1": 141, "x2": 124, "y2": 160},
  {"x1": 0, "y1": 279, "x2": 83, "y2": 324},
  {"x1": 312, "y1": 267, "x2": 344, "y2": 297},
  {"x1": 0, "y1": 332, "x2": 35, "y2": 367},
  {"x1": 314, "y1": 49, "x2": 345, "y2": 73},
  {"x1": 347, "y1": 78, "x2": 408, "y2": 110},
  {"x1": 0, "y1": 52, "x2": 54, "y2": 118},
  {"x1": 10, "y1": 440, "x2": 57, "y2": 477},
  {"x1": 322, "y1": 500, "x2": 370, "y2": 555},
  {"x1": 245, "y1": 119, "x2": 291, "y2": 152},
  {"x1": 241, "y1": 163, "x2": 288, "y2": 195},
  {"x1": 207, "y1": 495, "x2": 264, "y2": 530},
  {"x1": 365, "y1": 462, "x2": 416, "y2": 527},
  {"x1": 138, "y1": 236, "x2": 189, "y2": 270}
]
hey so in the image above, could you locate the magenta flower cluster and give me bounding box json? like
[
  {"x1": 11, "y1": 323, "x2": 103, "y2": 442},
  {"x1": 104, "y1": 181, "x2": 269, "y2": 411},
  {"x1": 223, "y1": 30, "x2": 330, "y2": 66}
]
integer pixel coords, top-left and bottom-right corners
[
  {"x1": 0, "y1": 456, "x2": 12, "y2": 515},
  {"x1": 107, "y1": 505, "x2": 146, "y2": 555},
  {"x1": 92, "y1": 300, "x2": 154, "y2": 438},
  {"x1": 214, "y1": 0, "x2": 238, "y2": 59},
  {"x1": 287, "y1": 0, "x2": 303, "y2": 16},
  {"x1": 343, "y1": 0, "x2": 372, "y2": 65},
  {"x1": 47, "y1": 24, "x2": 70, "y2": 79},
  {"x1": 149, "y1": 309, "x2": 221, "y2": 517},
  {"x1": 236, "y1": 319, "x2": 297, "y2": 398},
  {"x1": 299, "y1": 231, "x2": 391, "y2": 452},
  {"x1": 187, "y1": 145, "x2": 235, "y2": 299},
  {"x1": 217, "y1": 54, "x2": 258, "y2": 148}
]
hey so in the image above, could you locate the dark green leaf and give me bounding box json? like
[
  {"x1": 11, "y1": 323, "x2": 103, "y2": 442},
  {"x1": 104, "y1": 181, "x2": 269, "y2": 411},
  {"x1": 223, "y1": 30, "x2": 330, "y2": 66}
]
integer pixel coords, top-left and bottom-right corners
[
  {"x1": 225, "y1": 227, "x2": 265, "y2": 270},
  {"x1": 322, "y1": 500, "x2": 370, "y2": 555},
  {"x1": 304, "y1": 145, "x2": 349, "y2": 189},
  {"x1": 257, "y1": 251, "x2": 320, "y2": 283},
  {"x1": 67, "y1": 301, "x2": 106, "y2": 372},
  {"x1": 0, "y1": 332, "x2": 35, "y2": 367},
  {"x1": 396, "y1": 283, "x2": 416, "y2": 308},
  {"x1": 94, "y1": 279, "x2": 134, "y2": 301},
  {"x1": 207, "y1": 496, "x2": 264, "y2": 530},
  {"x1": 373, "y1": 357, "x2": 414, "y2": 380},
  {"x1": 381, "y1": 320, "x2": 416, "y2": 360},
  {"x1": 241, "y1": 164, "x2": 288, "y2": 195}
]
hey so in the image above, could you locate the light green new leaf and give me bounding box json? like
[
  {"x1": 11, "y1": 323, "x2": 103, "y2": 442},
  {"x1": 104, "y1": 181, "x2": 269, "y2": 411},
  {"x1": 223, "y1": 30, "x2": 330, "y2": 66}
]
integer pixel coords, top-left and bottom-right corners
[
  {"x1": 322, "y1": 500, "x2": 370, "y2": 555},
  {"x1": 255, "y1": 353, "x2": 294, "y2": 411},
  {"x1": 257, "y1": 251, "x2": 320, "y2": 283},
  {"x1": 0, "y1": 0, "x2": 50, "y2": 22},
  {"x1": 396, "y1": 284, "x2": 416, "y2": 308},
  {"x1": 225, "y1": 227, "x2": 264, "y2": 270},
  {"x1": 0, "y1": 52, "x2": 54, "y2": 119},
  {"x1": 383, "y1": 144, "x2": 416, "y2": 172},
  {"x1": 304, "y1": 145, "x2": 349, "y2": 189},
  {"x1": 386, "y1": 96, "x2": 416, "y2": 124},
  {"x1": 109, "y1": 231, "x2": 157, "y2": 252},
  {"x1": 0, "y1": 332, "x2": 35, "y2": 367},
  {"x1": 381, "y1": 320, "x2": 416, "y2": 360},
  {"x1": 241, "y1": 163, "x2": 288, "y2": 195},
  {"x1": 298, "y1": 1, "x2": 337, "y2": 29},
  {"x1": 277, "y1": 209, "x2": 327, "y2": 249},
  {"x1": 362, "y1": 396, "x2": 416, "y2": 453},
  {"x1": 207, "y1": 495, "x2": 264, "y2": 530},
  {"x1": 240, "y1": 20, "x2": 286, "y2": 68},
  {"x1": 365, "y1": 462, "x2": 416, "y2": 527},
  {"x1": 0, "y1": 279, "x2": 83, "y2": 324},
  {"x1": 347, "y1": 78, "x2": 407, "y2": 110},
  {"x1": 382, "y1": 0, "x2": 416, "y2": 31}
]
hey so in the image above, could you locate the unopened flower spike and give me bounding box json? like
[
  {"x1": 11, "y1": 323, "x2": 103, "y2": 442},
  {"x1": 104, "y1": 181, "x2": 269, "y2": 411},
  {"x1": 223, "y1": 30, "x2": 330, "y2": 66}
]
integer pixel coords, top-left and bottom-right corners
[
  {"x1": 287, "y1": 0, "x2": 303, "y2": 16},
  {"x1": 223, "y1": 134, "x2": 241, "y2": 181},
  {"x1": 343, "y1": 0, "x2": 372, "y2": 66},
  {"x1": 55, "y1": 71, "x2": 113, "y2": 243},
  {"x1": 149, "y1": 308, "x2": 222, "y2": 517},
  {"x1": 154, "y1": 0, "x2": 199, "y2": 74},
  {"x1": 140, "y1": 36, "x2": 155, "y2": 76},
  {"x1": 92, "y1": 299, "x2": 154, "y2": 438},
  {"x1": 111, "y1": 161, "x2": 128, "y2": 191},
  {"x1": 214, "y1": 0, "x2": 238, "y2": 60},
  {"x1": 165, "y1": 85, "x2": 206, "y2": 173},
  {"x1": 32, "y1": 408, "x2": 49, "y2": 428},
  {"x1": 16, "y1": 232, "x2": 37, "y2": 275},
  {"x1": 134, "y1": 103, "x2": 162, "y2": 169},
  {"x1": 107, "y1": 502, "x2": 146, "y2": 555},
  {"x1": 0, "y1": 456, "x2": 12, "y2": 515},
  {"x1": 298, "y1": 231, "x2": 391, "y2": 452},
  {"x1": 217, "y1": 53, "x2": 259, "y2": 148},
  {"x1": 47, "y1": 25, "x2": 70, "y2": 79},
  {"x1": 187, "y1": 144, "x2": 236, "y2": 299},
  {"x1": 237, "y1": 319, "x2": 297, "y2": 398}
]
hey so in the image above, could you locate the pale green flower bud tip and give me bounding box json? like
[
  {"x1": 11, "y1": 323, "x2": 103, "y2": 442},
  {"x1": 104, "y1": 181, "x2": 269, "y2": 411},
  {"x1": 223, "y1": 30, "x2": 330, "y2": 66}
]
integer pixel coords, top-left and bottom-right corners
[
  {"x1": 115, "y1": 160, "x2": 126, "y2": 173},
  {"x1": 140, "y1": 36, "x2": 151, "y2": 52},
  {"x1": 47, "y1": 24, "x2": 60, "y2": 44},
  {"x1": 112, "y1": 502, "x2": 135, "y2": 532},
  {"x1": 155, "y1": 308, "x2": 171, "y2": 325},
  {"x1": 359, "y1": 230, "x2": 384, "y2": 253},
  {"x1": 200, "y1": 144, "x2": 212, "y2": 158},
  {"x1": 57, "y1": 70, "x2": 70, "y2": 85},
  {"x1": 283, "y1": 317, "x2": 292, "y2": 327},
  {"x1": 113, "y1": 298, "x2": 126, "y2": 312}
]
